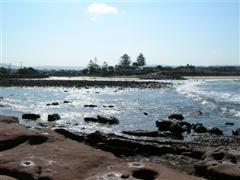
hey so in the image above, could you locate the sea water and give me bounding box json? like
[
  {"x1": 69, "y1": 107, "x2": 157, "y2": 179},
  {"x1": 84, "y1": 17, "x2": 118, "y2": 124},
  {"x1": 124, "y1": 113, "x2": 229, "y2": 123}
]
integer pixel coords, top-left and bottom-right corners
[{"x1": 0, "y1": 78, "x2": 239, "y2": 136}]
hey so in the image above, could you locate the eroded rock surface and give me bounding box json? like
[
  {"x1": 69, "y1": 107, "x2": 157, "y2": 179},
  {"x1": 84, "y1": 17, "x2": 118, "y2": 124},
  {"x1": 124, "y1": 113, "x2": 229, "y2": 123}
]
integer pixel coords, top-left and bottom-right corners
[{"x1": 0, "y1": 115, "x2": 203, "y2": 180}]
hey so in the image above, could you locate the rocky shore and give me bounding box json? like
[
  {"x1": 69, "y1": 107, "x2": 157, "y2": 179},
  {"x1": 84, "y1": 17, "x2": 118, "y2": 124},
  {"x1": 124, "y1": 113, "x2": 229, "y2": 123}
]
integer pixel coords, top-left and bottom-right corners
[
  {"x1": 1, "y1": 115, "x2": 240, "y2": 180},
  {"x1": 0, "y1": 79, "x2": 170, "y2": 89},
  {"x1": 0, "y1": 115, "x2": 206, "y2": 180}
]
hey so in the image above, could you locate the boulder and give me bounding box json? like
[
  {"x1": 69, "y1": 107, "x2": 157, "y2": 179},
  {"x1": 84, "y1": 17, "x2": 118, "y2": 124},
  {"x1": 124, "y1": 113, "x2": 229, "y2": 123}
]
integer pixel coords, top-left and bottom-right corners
[
  {"x1": 208, "y1": 127, "x2": 223, "y2": 135},
  {"x1": 22, "y1": 113, "x2": 40, "y2": 120},
  {"x1": 63, "y1": 100, "x2": 71, "y2": 104},
  {"x1": 52, "y1": 102, "x2": 59, "y2": 106},
  {"x1": 84, "y1": 117, "x2": 98, "y2": 123},
  {"x1": 193, "y1": 124, "x2": 207, "y2": 133},
  {"x1": 156, "y1": 119, "x2": 172, "y2": 131},
  {"x1": 84, "y1": 104, "x2": 97, "y2": 108},
  {"x1": 48, "y1": 113, "x2": 61, "y2": 121},
  {"x1": 97, "y1": 115, "x2": 119, "y2": 124},
  {"x1": 232, "y1": 128, "x2": 240, "y2": 136},
  {"x1": 225, "y1": 122, "x2": 234, "y2": 126},
  {"x1": 84, "y1": 116, "x2": 119, "y2": 125},
  {"x1": 168, "y1": 114, "x2": 184, "y2": 121}
]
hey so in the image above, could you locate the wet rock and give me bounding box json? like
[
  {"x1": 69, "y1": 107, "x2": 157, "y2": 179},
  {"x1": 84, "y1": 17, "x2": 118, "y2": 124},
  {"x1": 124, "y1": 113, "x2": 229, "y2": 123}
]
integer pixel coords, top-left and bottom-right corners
[
  {"x1": 232, "y1": 128, "x2": 240, "y2": 136},
  {"x1": 122, "y1": 130, "x2": 162, "y2": 137},
  {"x1": 169, "y1": 122, "x2": 184, "y2": 138},
  {"x1": 156, "y1": 119, "x2": 172, "y2": 131},
  {"x1": 48, "y1": 113, "x2": 61, "y2": 121},
  {"x1": 190, "y1": 111, "x2": 203, "y2": 116},
  {"x1": 168, "y1": 114, "x2": 184, "y2": 121},
  {"x1": 97, "y1": 115, "x2": 119, "y2": 124},
  {"x1": 63, "y1": 100, "x2": 71, "y2": 104},
  {"x1": 193, "y1": 124, "x2": 207, "y2": 133},
  {"x1": 52, "y1": 102, "x2": 59, "y2": 106},
  {"x1": 225, "y1": 122, "x2": 234, "y2": 126},
  {"x1": 0, "y1": 115, "x2": 18, "y2": 124},
  {"x1": 84, "y1": 116, "x2": 119, "y2": 125},
  {"x1": 194, "y1": 147, "x2": 240, "y2": 180},
  {"x1": 208, "y1": 127, "x2": 223, "y2": 135},
  {"x1": 84, "y1": 104, "x2": 97, "y2": 108},
  {"x1": 22, "y1": 113, "x2": 40, "y2": 120},
  {"x1": 84, "y1": 117, "x2": 98, "y2": 123}
]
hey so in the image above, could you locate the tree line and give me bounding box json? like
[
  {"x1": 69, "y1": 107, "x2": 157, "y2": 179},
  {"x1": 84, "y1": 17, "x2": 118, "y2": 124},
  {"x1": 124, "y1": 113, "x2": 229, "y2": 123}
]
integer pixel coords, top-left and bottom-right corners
[{"x1": 86, "y1": 53, "x2": 146, "y2": 74}]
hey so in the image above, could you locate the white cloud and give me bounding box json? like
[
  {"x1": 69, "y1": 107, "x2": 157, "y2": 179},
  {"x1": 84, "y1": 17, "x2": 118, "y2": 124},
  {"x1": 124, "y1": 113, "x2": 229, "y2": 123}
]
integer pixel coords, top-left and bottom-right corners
[
  {"x1": 88, "y1": 3, "x2": 118, "y2": 14},
  {"x1": 90, "y1": 16, "x2": 98, "y2": 21}
]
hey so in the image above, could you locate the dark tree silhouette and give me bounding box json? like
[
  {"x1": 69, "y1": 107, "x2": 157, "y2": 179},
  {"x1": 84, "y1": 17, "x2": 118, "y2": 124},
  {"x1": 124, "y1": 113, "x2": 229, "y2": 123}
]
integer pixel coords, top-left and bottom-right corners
[
  {"x1": 119, "y1": 54, "x2": 131, "y2": 67},
  {"x1": 136, "y1": 53, "x2": 146, "y2": 67}
]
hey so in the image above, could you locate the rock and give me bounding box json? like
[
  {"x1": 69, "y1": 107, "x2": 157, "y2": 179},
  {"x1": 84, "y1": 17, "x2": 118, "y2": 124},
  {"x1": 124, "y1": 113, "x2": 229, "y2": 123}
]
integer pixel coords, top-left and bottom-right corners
[
  {"x1": 168, "y1": 114, "x2": 184, "y2": 121},
  {"x1": 225, "y1": 122, "x2": 234, "y2": 126},
  {"x1": 190, "y1": 111, "x2": 203, "y2": 116},
  {"x1": 46, "y1": 103, "x2": 51, "y2": 106},
  {"x1": 84, "y1": 104, "x2": 97, "y2": 108},
  {"x1": 22, "y1": 113, "x2": 40, "y2": 120},
  {"x1": 156, "y1": 119, "x2": 172, "y2": 131},
  {"x1": 169, "y1": 122, "x2": 184, "y2": 137},
  {"x1": 193, "y1": 124, "x2": 207, "y2": 133},
  {"x1": 108, "y1": 105, "x2": 114, "y2": 108},
  {"x1": 48, "y1": 113, "x2": 61, "y2": 121},
  {"x1": 194, "y1": 147, "x2": 240, "y2": 180},
  {"x1": 84, "y1": 117, "x2": 98, "y2": 123},
  {"x1": 84, "y1": 116, "x2": 119, "y2": 125},
  {"x1": 0, "y1": 115, "x2": 19, "y2": 124},
  {"x1": 52, "y1": 102, "x2": 59, "y2": 106},
  {"x1": 208, "y1": 127, "x2": 223, "y2": 135},
  {"x1": 63, "y1": 100, "x2": 71, "y2": 103},
  {"x1": 143, "y1": 112, "x2": 148, "y2": 115},
  {"x1": 232, "y1": 128, "x2": 240, "y2": 136},
  {"x1": 122, "y1": 130, "x2": 162, "y2": 137},
  {"x1": 97, "y1": 115, "x2": 119, "y2": 124}
]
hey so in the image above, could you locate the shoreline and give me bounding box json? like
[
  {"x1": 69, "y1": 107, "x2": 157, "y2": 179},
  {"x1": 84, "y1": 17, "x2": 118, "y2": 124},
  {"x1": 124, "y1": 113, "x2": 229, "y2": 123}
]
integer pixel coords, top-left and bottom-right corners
[
  {"x1": 0, "y1": 79, "x2": 171, "y2": 88},
  {"x1": 184, "y1": 76, "x2": 240, "y2": 80}
]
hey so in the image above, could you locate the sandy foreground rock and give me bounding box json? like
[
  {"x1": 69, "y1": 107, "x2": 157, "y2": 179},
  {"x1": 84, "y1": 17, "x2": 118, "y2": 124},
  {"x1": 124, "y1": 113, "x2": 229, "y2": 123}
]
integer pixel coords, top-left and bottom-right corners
[{"x1": 0, "y1": 115, "x2": 205, "y2": 180}]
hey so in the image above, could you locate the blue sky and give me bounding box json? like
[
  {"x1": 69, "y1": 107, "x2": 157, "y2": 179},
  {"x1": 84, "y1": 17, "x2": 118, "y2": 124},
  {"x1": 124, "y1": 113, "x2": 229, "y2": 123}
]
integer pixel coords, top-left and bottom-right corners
[{"x1": 1, "y1": 0, "x2": 239, "y2": 67}]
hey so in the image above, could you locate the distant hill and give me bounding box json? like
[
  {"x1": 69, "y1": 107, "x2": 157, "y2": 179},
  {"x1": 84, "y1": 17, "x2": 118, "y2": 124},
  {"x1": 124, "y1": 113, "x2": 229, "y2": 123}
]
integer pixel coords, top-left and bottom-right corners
[{"x1": 0, "y1": 64, "x2": 84, "y2": 71}]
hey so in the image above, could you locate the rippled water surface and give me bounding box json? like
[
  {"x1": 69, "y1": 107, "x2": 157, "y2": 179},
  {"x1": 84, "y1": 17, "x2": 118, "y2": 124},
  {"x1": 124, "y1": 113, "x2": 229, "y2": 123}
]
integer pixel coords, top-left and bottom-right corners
[{"x1": 0, "y1": 79, "x2": 239, "y2": 135}]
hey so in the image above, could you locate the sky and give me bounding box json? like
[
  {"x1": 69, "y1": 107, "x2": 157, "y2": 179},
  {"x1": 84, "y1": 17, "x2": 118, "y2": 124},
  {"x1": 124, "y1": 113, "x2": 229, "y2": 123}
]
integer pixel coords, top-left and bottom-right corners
[{"x1": 0, "y1": 0, "x2": 239, "y2": 67}]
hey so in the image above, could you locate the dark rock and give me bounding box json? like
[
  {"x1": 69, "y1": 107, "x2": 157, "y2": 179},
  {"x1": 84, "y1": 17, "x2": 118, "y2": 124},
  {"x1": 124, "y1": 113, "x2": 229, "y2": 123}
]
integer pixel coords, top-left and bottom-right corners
[
  {"x1": 156, "y1": 119, "x2": 172, "y2": 131},
  {"x1": 22, "y1": 113, "x2": 40, "y2": 120},
  {"x1": 169, "y1": 122, "x2": 184, "y2": 136},
  {"x1": 168, "y1": 114, "x2": 184, "y2": 121},
  {"x1": 46, "y1": 103, "x2": 51, "y2": 106},
  {"x1": 208, "y1": 127, "x2": 223, "y2": 135},
  {"x1": 143, "y1": 112, "x2": 148, "y2": 115},
  {"x1": 52, "y1": 102, "x2": 59, "y2": 106},
  {"x1": 84, "y1": 116, "x2": 119, "y2": 125},
  {"x1": 63, "y1": 100, "x2": 71, "y2": 104},
  {"x1": 84, "y1": 104, "x2": 97, "y2": 108},
  {"x1": 232, "y1": 128, "x2": 240, "y2": 136},
  {"x1": 97, "y1": 115, "x2": 119, "y2": 124},
  {"x1": 84, "y1": 117, "x2": 98, "y2": 123},
  {"x1": 194, "y1": 124, "x2": 207, "y2": 133},
  {"x1": 108, "y1": 105, "x2": 114, "y2": 108},
  {"x1": 48, "y1": 113, "x2": 61, "y2": 121},
  {"x1": 122, "y1": 130, "x2": 161, "y2": 137},
  {"x1": 225, "y1": 122, "x2": 234, "y2": 126}
]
